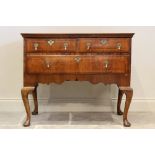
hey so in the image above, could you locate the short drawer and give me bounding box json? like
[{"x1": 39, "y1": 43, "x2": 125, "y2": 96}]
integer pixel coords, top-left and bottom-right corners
[
  {"x1": 25, "y1": 39, "x2": 76, "y2": 52},
  {"x1": 26, "y1": 55, "x2": 77, "y2": 74},
  {"x1": 76, "y1": 55, "x2": 129, "y2": 74},
  {"x1": 26, "y1": 55, "x2": 129, "y2": 74},
  {"x1": 78, "y1": 38, "x2": 130, "y2": 52}
]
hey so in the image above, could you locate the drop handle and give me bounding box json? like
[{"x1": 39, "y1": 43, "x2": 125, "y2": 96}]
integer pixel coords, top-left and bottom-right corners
[
  {"x1": 86, "y1": 43, "x2": 91, "y2": 50},
  {"x1": 104, "y1": 60, "x2": 109, "y2": 69},
  {"x1": 117, "y1": 43, "x2": 121, "y2": 50},
  {"x1": 44, "y1": 60, "x2": 52, "y2": 68},
  {"x1": 64, "y1": 42, "x2": 68, "y2": 51},
  {"x1": 34, "y1": 43, "x2": 39, "y2": 51},
  {"x1": 46, "y1": 63, "x2": 50, "y2": 68}
]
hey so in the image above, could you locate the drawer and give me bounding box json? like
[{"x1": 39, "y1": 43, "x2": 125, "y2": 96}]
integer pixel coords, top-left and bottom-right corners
[
  {"x1": 25, "y1": 39, "x2": 76, "y2": 52},
  {"x1": 78, "y1": 38, "x2": 130, "y2": 52},
  {"x1": 26, "y1": 55, "x2": 77, "y2": 74},
  {"x1": 76, "y1": 55, "x2": 129, "y2": 74},
  {"x1": 26, "y1": 55, "x2": 129, "y2": 74}
]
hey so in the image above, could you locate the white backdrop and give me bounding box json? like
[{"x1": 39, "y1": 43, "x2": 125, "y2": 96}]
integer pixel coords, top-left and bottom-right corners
[{"x1": 0, "y1": 26, "x2": 155, "y2": 111}]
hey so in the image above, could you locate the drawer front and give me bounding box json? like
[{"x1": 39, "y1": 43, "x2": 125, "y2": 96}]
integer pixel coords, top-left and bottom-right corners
[
  {"x1": 76, "y1": 55, "x2": 129, "y2": 74},
  {"x1": 26, "y1": 55, "x2": 129, "y2": 74},
  {"x1": 26, "y1": 55, "x2": 77, "y2": 74},
  {"x1": 78, "y1": 38, "x2": 130, "y2": 52},
  {"x1": 25, "y1": 39, "x2": 76, "y2": 52}
]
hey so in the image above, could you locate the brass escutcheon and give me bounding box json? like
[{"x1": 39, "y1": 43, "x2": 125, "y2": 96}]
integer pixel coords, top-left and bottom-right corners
[
  {"x1": 74, "y1": 56, "x2": 81, "y2": 63},
  {"x1": 100, "y1": 39, "x2": 108, "y2": 45},
  {"x1": 48, "y1": 40, "x2": 55, "y2": 46}
]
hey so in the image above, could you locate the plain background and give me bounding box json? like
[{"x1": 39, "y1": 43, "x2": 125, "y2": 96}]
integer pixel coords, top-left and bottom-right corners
[{"x1": 0, "y1": 26, "x2": 155, "y2": 112}]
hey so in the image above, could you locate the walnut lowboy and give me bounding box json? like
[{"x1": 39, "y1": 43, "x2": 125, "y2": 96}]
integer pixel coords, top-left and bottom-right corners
[{"x1": 21, "y1": 33, "x2": 134, "y2": 127}]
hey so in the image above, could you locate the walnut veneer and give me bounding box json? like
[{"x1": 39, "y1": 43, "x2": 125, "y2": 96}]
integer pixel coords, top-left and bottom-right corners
[{"x1": 21, "y1": 33, "x2": 134, "y2": 127}]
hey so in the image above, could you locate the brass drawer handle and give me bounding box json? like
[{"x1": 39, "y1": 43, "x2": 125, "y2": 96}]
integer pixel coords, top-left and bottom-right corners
[
  {"x1": 48, "y1": 40, "x2": 55, "y2": 46},
  {"x1": 117, "y1": 43, "x2": 121, "y2": 50},
  {"x1": 100, "y1": 39, "x2": 108, "y2": 45},
  {"x1": 46, "y1": 63, "x2": 50, "y2": 68},
  {"x1": 64, "y1": 42, "x2": 68, "y2": 51},
  {"x1": 104, "y1": 60, "x2": 109, "y2": 69},
  {"x1": 44, "y1": 59, "x2": 52, "y2": 68},
  {"x1": 86, "y1": 43, "x2": 91, "y2": 50},
  {"x1": 34, "y1": 43, "x2": 39, "y2": 51},
  {"x1": 74, "y1": 56, "x2": 81, "y2": 63}
]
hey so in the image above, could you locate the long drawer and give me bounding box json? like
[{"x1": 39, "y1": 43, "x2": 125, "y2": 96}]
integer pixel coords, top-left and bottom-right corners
[{"x1": 26, "y1": 55, "x2": 129, "y2": 74}]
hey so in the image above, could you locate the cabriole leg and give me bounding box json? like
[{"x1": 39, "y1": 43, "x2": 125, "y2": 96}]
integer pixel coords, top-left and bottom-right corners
[
  {"x1": 21, "y1": 87, "x2": 35, "y2": 127},
  {"x1": 118, "y1": 87, "x2": 133, "y2": 127}
]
